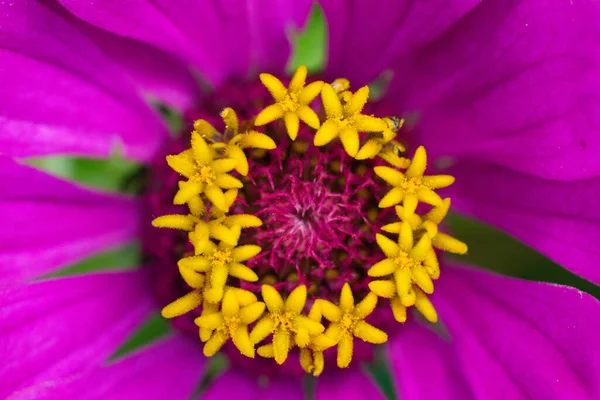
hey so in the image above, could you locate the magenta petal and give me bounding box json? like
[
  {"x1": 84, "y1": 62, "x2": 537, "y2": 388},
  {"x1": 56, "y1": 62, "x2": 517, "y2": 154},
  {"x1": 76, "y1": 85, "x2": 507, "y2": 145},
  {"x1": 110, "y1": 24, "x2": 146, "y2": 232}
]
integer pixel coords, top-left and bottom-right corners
[
  {"x1": 201, "y1": 372, "x2": 260, "y2": 400},
  {"x1": 21, "y1": 336, "x2": 205, "y2": 400},
  {"x1": 0, "y1": 157, "x2": 140, "y2": 285},
  {"x1": 61, "y1": 10, "x2": 202, "y2": 110},
  {"x1": 0, "y1": 270, "x2": 154, "y2": 398},
  {"x1": 434, "y1": 264, "x2": 600, "y2": 399},
  {"x1": 320, "y1": 0, "x2": 479, "y2": 86},
  {"x1": 316, "y1": 369, "x2": 384, "y2": 400},
  {"x1": 202, "y1": 371, "x2": 302, "y2": 400},
  {"x1": 388, "y1": 0, "x2": 600, "y2": 180},
  {"x1": 448, "y1": 158, "x2": 600, "y2": 285},
  {"x1": 0, "y1": 1, "x2": 167, "y2": 160},
  {"x1": 388, "y1": 323, "x2": 474, "y2": 400},
  {"x1": 57, "y1": 0, "x2": 313, "y2": 86}
]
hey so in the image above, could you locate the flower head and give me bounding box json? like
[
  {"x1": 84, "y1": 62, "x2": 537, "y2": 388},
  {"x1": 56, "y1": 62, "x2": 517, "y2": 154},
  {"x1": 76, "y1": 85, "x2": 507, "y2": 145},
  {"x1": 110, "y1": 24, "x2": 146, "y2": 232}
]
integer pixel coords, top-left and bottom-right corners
[
  {"x1": 4, "y1": 0, "x2": 600, "y2": 399},
  {"x1": 153, "y1": 66, "x2": 465, "y2": 376}
]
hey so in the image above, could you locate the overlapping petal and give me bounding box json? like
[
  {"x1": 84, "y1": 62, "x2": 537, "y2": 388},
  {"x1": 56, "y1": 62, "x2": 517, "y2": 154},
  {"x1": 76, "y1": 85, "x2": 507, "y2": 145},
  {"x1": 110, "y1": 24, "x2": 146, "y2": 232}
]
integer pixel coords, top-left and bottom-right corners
[
  {"x1": 434, "y1": 264, "x2": 600, "y2": 399},
  {"x1": 320, "y1": 0, "x2": 479, "y2": 86},
  {"x1": 22, "y1": 336, "x2": 205, "y2": 400},
  {"x1": 0, "y1": 157, "x2": 140, "y2": 286},
  {"x1": 0, "y1": 1, "x2": 167, "y2": 160},
  {"x1": 387, "y1": 0, "x2": 600, "y2": 180},
  {"x1": 0, "y1": 270, "x2": 154, "y2": 398},
  {"x1": 316, "y1": 368, "x2": 384, "y2": 399},
  {"x1": 57, "y1": 0, "x2": 313, "y2": 86},
  {"x1": 448, "y1": 158, "x2": 600, "y2": 285},
  {"x1": 388, "y1": 323, "x2": 475, "y2": 400},
  {"x1": 61, "y1": 7, "x2": 202, "y2": 110},
  {"x1": 202, "y1": 371, "x2": 303, "y2": 400}
]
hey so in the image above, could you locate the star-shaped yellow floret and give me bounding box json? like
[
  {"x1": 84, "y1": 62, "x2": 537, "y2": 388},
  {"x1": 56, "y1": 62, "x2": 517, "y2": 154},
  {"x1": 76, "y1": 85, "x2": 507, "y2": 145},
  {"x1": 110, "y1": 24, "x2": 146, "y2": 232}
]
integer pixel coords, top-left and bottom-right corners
[
  {"x1": 355, "y1": 116, "x2": 405, "y2": 161},
  {"x1": 368, "y1": 223, "x2": 439, "y2": 302},
  {"x1": 166, "y1": 131, "x2": 242, "y2": 213},
  {"x1": 374, "y1": 146, "x2": 455, "y2": 210},
  {"x1": 318, "y1": 283, "x2": 388, "y2": 368},
  {"x1": 211, "y1": 108, "x2": 277, "y2": 176},
  {"x1": 197, "y1": 288, "x2": 258, "y2": 342},
  {"x1": 153, "y1": 213, "x2": 246, "y2": 256},
  {"x1": 178, "y1": 239, "x2": 261, "y2": 303},
  {"x1": 381, "y1": 199, "x2": 468, "y2": 255},
  {"x1": 254, "y1": 65, "x2": 323, "y2": 140},
  {"x1": 194, "y1": 290, "x2": 265, "y2": 358},
  {"x1": 314, "y1": 84, "x2": 389, "y2": 158},
  {"x1": 368, "y1": 279, "x2": 438, "y2": 323},
  {"x1": 250, "y1": 285, "x2": 325, "y2": 365},
  {"x1": 299, "y1": 303, "x2": 338, "y2": 376},
  {"x1": 187, "y1": 212, "x2": 263, "y2": 255}
]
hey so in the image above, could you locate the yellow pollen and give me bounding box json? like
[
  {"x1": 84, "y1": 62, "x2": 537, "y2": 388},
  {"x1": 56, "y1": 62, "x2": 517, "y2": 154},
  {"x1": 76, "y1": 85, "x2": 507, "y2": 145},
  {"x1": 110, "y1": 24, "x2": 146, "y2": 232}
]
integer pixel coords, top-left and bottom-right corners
[
  {"x1": 280, "y1": 92, "x2": 299, "y2": 112},
  {"x1": 223, "y1": 315, "x2": 240, "y2": 336},
  {"x1": 152, "y1": 68, "x2": 468, "y2": 376},
  {"x1": 192, "y1": 165, "x2": 216, "y2": 184},
  {"x1": 210, "y1": 249, "x2": 232, "y2": 266},
  {"x1": 393, "y1": 250, "x2": 419, "y2": 270},
  {"x1": 339, "y1": 314, "x2": 357, "y2": 331},
  {"x1": 272, "y1": 311, "x2": 296, "y2": 330},
  {"x1": 400, "y1": 177, "x2": 422, "y2": 193}
]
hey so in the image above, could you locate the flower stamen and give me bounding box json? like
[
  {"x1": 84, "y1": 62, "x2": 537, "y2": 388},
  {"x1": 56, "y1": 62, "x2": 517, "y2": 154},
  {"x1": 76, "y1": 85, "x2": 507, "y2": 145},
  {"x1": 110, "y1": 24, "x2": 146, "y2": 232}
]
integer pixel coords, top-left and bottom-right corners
[{"x1": 150, "y1": 65, "x2": 467, "y2": 376}]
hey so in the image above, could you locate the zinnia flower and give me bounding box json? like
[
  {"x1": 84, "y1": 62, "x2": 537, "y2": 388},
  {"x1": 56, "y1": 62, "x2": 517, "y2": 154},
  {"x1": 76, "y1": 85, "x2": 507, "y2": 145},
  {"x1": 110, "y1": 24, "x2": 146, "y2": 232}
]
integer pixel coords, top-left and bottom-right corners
[{"x1": 2, "y1": 0, "x2": 600, "y2": 399}]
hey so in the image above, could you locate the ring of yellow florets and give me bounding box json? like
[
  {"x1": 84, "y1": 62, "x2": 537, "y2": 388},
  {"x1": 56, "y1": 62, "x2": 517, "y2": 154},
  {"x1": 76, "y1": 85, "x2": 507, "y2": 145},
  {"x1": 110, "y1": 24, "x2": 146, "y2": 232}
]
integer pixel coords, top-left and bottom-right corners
[{"x1": 152, "y1": 65, "x2": 468, "y2": 376}]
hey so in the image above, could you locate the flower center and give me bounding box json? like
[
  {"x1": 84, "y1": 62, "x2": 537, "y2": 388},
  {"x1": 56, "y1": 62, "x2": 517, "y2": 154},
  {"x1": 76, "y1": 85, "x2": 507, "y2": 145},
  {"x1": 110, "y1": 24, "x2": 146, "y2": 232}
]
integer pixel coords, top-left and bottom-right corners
[
  {"x1": 211, "y1": 249, "x2": 232, "y2": 266},
  {"x1": 143, "y1": 66, "x2": 468, "y2": 378},
  {"x1": 191, "y1": 165, "x2": 216, "y2": 184},
  {"x1": 280, "y1": 92, "x2": 299, "y2": 112},
  {"x1": 394, "y1": 250, "x2": 418, "y2": 270}
]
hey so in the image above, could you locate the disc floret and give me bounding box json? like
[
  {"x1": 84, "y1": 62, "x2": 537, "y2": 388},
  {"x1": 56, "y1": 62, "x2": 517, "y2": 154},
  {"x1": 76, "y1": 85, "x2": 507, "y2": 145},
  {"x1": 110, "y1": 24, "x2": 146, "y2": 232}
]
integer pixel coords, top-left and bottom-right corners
[
  {"x1": 254, "y1": 65, "x2": 324, "y2": 140},
  {"x1": 195, "y1": 290, "x2": 265, "y2": 358},
  {"x1": 250, "y1": 284, "x2": 326, "y2": 365},
  {"x1": 318, "y1": 283, "x2": 387, "y2": 368},
  {"x1": 151, "y1": 65, "x2": 468, "y2": 376}
]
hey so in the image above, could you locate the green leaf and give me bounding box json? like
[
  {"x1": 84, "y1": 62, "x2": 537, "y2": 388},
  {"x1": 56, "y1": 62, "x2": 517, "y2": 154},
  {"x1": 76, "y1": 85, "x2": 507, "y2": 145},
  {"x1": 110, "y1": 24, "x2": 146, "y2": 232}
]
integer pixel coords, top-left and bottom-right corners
[
  {"x1": 288, "y1": 3, "x2": 327, "y2": 74},
  {"x1": 27, "y1": 154, "x2": 142, "y2": 193},
  {"x1": 39, "y1": 243, "x2": 140, "y2": 279},
  {"x1": 109, "y1": 313, "x2": 171, "y2": 361},
  {"x1": 364, "y1": 347, "x2": 397, "y2": 400},
  {"x1": 447, "y1": 213, "x2": 600, "y2": 298}
]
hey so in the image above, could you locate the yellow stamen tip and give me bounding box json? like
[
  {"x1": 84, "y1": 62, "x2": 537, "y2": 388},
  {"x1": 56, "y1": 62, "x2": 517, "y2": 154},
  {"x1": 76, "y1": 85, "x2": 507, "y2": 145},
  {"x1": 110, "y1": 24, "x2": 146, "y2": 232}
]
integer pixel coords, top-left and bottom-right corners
[
  {"x1": 161, "y1": 291, "x2": 203, "y2": 319},
  {"x1": 152, "y1": 214, "x2": 195, "y2": 231}
]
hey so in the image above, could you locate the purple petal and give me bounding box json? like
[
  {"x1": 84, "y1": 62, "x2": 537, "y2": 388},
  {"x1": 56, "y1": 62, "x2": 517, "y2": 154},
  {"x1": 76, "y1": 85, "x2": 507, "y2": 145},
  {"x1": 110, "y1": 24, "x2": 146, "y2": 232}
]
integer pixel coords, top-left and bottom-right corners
[
  {"x1": 17, "y1": 336, "x2": 205, "y2": 400},
  {"x1": 57, "y1": 0, "x2": 313, "y2": 86},
  {"x1": 320, "y1": 0, "x2": 479, "y2": 86},
  {"x1": 387, "y1": 323, "x2": 475, "y2": 400},
  {"x1": 387, "y1": 0, "x2": 600, "y2": 180},
  {"x1": 0, "y1": 1, "x2": 167, "y2": 160},
  {"x1": 0, "y1": 270, "x2": 154, "y2": 398},
  {"x1": 316, "y1": 369, "x2": 384, "y2": 400},
  {"x1": 58, "y1": 5, "x2": 202, "y2": 110},
  {"x1": 202, "y1": 371, "x2": 303, "y2": 400},
  {"x1": 434, "y1": 264, "x2": 600, "y2": 399},
  {"x1": 0, "y1": 157, "x2": 140, "y2": 285},
  {"x1": 448, "y1": 158, "x2": 600, "y2": 285}
]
